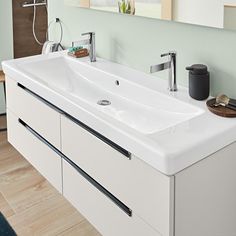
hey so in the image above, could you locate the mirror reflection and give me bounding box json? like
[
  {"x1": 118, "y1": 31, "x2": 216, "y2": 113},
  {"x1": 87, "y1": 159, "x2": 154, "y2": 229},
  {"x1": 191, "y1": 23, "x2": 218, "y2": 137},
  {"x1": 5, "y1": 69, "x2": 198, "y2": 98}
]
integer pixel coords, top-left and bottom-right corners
[
  {"x1": 67, "y1": 0, "x2": 172, "y2": 20},
  {"x1": 89, "y1": 0, "x2": 171, "y2": 20},
  {"x1": 65, "y1": 0, "x2": 236, "y2": 30}
]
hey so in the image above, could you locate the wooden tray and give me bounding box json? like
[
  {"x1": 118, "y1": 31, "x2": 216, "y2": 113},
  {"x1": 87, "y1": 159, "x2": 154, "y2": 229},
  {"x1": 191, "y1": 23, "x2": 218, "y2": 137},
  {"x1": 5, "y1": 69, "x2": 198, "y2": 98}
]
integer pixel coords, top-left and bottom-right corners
[{"x1": 206, "y1": 98, "x2": 236, "y2": 118}]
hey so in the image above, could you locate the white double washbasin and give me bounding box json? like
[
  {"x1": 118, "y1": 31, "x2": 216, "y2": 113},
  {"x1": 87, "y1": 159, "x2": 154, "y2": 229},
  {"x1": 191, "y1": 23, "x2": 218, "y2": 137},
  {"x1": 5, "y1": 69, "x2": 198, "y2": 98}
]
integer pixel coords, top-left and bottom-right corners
[{"x1": 3, "y1": 51, "x2": 236, "y2": 175}]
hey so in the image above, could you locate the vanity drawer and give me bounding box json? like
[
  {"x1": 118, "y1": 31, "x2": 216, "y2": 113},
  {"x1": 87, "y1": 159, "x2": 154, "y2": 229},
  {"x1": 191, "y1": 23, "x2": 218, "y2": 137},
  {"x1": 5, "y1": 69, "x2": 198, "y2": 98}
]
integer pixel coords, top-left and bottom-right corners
[
  {"x1": 7, "y1": 109, "x2": 62, "y2": 193},
  {"x1": 62, "y1": 159, "x2": 160, "y2": 236},
  {"x1": 6, "y1": 77, "x2": 61, "y2": 149},
  {"x1": 61, "y1": 115, "x2": 174, "y2": 236}
]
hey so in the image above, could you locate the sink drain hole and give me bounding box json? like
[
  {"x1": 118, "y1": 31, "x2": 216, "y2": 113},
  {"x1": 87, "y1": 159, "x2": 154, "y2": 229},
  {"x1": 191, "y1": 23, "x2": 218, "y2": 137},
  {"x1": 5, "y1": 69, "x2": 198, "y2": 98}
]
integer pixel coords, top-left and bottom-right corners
[{"x1": 97, "y1": 100, "x2": 111, "y2": 106}]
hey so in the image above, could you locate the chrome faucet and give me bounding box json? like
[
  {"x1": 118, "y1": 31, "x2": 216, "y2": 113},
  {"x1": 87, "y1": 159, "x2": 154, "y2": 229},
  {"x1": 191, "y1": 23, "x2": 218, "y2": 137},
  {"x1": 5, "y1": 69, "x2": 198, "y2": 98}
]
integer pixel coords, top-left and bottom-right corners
[
  {"x1": 81, "y1": 32, "x2": 96, "y2": 62},
  {"x1": 150, "y1": 51, "x2": 177, "y2": 91}
]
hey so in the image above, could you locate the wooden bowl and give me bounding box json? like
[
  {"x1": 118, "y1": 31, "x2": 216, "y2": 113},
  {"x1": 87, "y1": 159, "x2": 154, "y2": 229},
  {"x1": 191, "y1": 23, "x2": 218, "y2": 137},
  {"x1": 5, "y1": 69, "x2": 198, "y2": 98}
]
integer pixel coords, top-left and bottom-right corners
[{"x1": 206, "y1": 98, "x2": 236, "y2": 118}]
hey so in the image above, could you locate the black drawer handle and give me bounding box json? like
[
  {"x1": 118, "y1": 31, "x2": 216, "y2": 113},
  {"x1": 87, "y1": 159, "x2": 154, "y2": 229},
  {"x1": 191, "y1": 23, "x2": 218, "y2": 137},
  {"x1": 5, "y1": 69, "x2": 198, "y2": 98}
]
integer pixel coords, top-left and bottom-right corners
[
  {"x1": 64, "y1": 113, "x2": 131, "y2": 159},
  {"x1": 63, "y1": 155, "x2": 132, "y2": 217},
  {"x1": 17, "y1": 83, "x2": 63, "y2": 114},
  {"x1": 18, "y1": 118, "x2": 132, "y2": 217}
]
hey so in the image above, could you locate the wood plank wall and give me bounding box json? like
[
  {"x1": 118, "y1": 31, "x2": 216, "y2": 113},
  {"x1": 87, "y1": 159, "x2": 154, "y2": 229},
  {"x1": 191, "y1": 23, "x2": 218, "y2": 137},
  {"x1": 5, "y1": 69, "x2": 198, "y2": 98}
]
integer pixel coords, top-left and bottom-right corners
[{"x1": 12, "y1": 0, "x2": 48, "y2": 58}]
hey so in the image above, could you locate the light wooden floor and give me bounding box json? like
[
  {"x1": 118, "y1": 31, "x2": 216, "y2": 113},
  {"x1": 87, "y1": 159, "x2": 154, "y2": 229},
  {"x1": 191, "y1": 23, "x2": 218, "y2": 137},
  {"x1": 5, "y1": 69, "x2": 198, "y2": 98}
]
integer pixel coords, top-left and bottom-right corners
[{"x1": 0, "y1": 119, "x2": 101, "y2": 236}]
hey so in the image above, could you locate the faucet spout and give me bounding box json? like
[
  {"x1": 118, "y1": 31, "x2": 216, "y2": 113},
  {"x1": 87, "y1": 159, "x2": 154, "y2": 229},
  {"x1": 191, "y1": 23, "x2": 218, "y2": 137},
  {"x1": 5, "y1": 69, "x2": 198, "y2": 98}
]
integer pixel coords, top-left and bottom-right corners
[
  {"x1": 150, "y1": 51, "x2": 177, "y2": 92},
  {"x1": 150, "y1": 61, "x2": 171, "y2": 73}
]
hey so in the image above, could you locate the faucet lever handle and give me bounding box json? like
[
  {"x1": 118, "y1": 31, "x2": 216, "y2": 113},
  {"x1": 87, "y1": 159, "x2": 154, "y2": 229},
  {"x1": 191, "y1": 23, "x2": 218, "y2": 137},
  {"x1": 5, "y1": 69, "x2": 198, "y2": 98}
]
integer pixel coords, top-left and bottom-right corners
[
  {"x1": 81, "y1": 32, "x2": 95, "y2": 37},
  {"x1": 81, "y1": 32, "x2": 95, "y2": 44},
  {"x1": 161, "y1": 51, "x2": 176, "y2": 58}
]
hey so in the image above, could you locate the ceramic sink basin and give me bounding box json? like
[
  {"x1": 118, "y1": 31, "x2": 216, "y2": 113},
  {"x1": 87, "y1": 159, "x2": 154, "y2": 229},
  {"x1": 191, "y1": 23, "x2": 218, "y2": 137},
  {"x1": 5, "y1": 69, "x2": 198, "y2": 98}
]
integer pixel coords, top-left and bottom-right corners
[
  {"x1": 3, "y1": 51, "x2": 236, "y2": 175},
  {"x1": 17, "y1": 55, "x2": 203, "y2": 134}
]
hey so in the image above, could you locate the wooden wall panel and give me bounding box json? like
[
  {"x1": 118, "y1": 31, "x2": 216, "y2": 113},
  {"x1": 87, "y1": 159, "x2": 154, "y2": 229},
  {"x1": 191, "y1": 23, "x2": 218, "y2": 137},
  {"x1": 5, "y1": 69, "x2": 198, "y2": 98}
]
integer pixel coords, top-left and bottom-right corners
[
  {"x1": 161, "y1": 0, "x2": 173, "y2": 20},
  {"x1": 12, "y1": 0, "x2": 47, "y2": 58},
  {"x1": 80, "y1": 0, "x2": 90, "y2": 8}
]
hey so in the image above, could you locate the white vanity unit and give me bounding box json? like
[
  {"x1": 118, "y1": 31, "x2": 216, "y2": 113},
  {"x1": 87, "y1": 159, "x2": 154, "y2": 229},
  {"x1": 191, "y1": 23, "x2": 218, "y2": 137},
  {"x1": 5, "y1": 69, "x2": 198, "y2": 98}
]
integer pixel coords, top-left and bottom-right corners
[{"x1": 2, "y1": 51, "x2": 236, "y2": 236}]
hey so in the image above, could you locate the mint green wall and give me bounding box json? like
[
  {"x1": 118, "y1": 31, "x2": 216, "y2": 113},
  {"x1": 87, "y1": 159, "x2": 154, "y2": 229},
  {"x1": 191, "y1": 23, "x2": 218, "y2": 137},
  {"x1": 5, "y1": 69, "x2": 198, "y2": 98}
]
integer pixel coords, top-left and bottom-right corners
[
  {"x1": 0, "y1": 0, "x2": 13, "y2": 114},
  {"x1": 52, "y1": 1, "x2": 236, "y2": 98}
]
